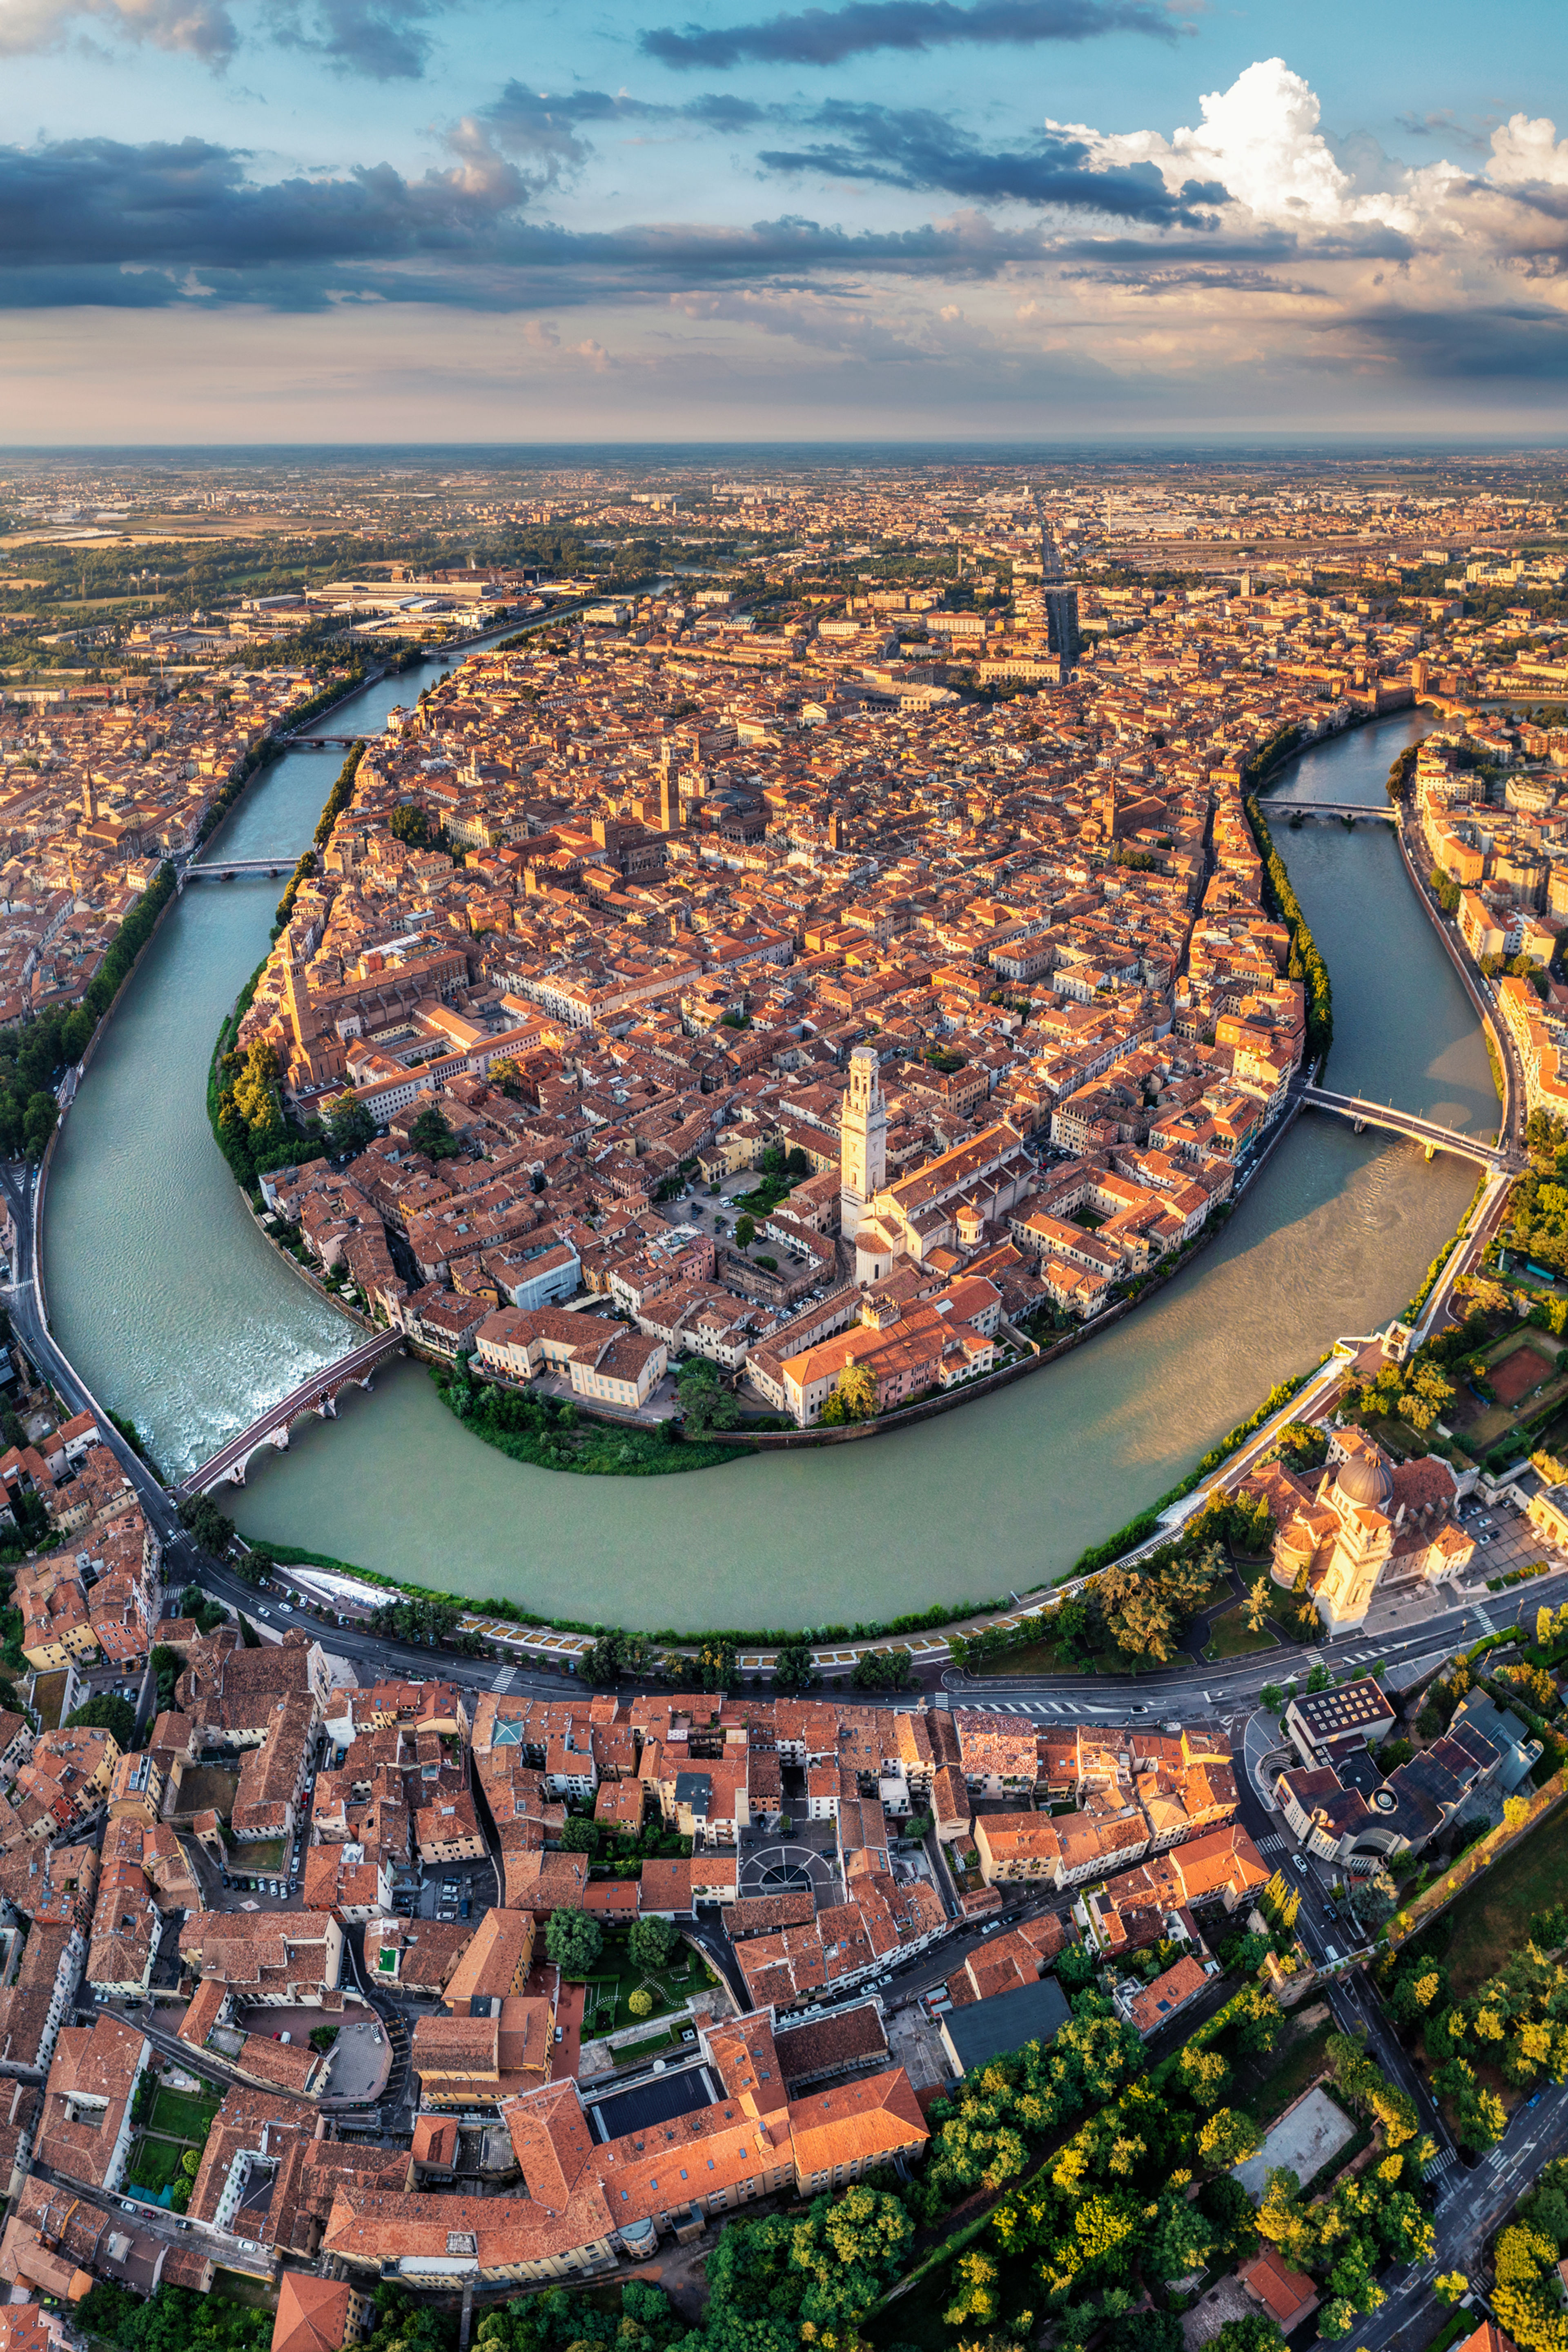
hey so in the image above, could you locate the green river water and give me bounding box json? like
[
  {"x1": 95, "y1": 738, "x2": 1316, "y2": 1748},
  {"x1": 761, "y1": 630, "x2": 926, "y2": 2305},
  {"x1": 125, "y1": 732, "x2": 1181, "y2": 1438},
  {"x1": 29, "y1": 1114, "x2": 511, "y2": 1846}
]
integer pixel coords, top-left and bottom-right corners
[{"x1": 43, "y1": 687, "x2": 1494, "y2": 1630}]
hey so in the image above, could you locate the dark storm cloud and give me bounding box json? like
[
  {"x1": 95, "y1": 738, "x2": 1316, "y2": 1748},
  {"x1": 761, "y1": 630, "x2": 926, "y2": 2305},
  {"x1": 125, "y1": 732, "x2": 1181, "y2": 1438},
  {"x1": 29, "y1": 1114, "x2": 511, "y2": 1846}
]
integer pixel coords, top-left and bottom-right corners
[
  {"x1": 640, "y1": 0, "x2": 1176, "y2": 70},
  {"x1": 0, "y1": 132, "x2": 1068, "y2": 308},
  {"x1": 758, "y1": 102, "x2": 1225, "y2": 223},
  {"x1": 1323, "y1": 301, "x2": 1568, "y2": 379}
]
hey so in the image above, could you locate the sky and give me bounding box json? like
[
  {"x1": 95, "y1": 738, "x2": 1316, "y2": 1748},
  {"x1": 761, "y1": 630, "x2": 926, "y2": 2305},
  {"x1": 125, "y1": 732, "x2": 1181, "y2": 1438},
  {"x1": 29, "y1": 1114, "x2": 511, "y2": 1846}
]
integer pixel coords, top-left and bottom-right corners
[{"x1": 2, "y1": 0, "x2": 1567, "y2": 442}]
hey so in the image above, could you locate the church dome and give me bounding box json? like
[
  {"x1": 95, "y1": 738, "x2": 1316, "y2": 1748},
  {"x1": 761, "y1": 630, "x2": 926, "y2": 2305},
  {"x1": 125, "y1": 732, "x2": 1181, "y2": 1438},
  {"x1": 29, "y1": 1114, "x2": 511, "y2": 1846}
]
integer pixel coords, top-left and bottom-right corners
[{"x1": 1334, "y1": 1450, "x2": 1394, "y2": 1511}]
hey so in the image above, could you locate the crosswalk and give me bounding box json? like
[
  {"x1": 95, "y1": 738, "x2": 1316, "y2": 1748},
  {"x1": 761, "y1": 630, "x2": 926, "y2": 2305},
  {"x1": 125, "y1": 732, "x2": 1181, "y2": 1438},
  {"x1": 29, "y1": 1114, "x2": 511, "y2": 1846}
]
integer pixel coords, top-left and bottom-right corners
[
  {"x1": 978, "y1": 1699, "x2": 1165, "y2": 1717},
  {"x1": 1256, "y1": 1833, "x2": 1288, "y2": 1856},
  {"x1": 1424, "y1": 2146, "x2": 1460, "y2": 2179}
]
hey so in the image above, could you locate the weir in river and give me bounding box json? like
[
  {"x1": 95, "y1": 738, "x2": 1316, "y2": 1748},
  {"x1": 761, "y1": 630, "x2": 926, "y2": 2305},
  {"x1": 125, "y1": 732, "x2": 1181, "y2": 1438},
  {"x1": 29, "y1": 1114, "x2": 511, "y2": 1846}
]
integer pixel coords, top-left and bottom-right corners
[{"x1": 42, "y1": 695, "x2": 1496, "y2": 1629}]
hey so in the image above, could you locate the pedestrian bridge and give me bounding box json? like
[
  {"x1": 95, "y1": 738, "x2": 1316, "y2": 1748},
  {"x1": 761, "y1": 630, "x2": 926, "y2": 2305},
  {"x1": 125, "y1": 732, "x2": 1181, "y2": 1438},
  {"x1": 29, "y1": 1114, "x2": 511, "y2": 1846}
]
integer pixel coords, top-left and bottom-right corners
[
  {"x1": 179, "y1": 1332, "x2": 405, "y2": 1493},
  {"x1": 1256, "y1": 799, "x2": 1396, "y2": 825},
  {"x1": 1300, "y1": 1085, "x2": 1517, "y2": 1170}
]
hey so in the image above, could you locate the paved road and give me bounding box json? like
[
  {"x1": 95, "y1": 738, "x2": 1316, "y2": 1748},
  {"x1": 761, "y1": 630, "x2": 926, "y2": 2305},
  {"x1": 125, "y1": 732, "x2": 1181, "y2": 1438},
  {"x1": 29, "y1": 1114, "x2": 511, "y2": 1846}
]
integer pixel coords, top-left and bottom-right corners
[{"x1": 943, "y1": 1563, "x2": 1568, "y2": 1726}]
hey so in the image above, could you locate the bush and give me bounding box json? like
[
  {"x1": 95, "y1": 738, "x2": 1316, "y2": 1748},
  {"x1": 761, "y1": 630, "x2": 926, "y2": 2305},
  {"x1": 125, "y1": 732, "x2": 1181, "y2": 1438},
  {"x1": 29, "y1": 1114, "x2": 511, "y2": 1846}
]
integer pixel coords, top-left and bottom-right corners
[{"x1": 627, "y1": 1989, "x2": 654, "y2": 2019}]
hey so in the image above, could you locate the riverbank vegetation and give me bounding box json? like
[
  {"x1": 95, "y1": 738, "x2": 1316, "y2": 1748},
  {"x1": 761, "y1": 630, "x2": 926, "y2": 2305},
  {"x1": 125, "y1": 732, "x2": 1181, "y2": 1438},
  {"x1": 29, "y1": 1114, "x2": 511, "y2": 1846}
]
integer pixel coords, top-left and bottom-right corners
[
  {"x1": 255, "y1": 1537, "x2": 1021, "y2": 1653},
  {"x1": 1244, "y1": 792, "x2": 1334, "y2": 1069},
  {"x1": 0, "y1": 859, "x2": 176, "y2": 1159},
  {"x1": 432, "y1": 1359, "x2": 750, "y2": 1480}
]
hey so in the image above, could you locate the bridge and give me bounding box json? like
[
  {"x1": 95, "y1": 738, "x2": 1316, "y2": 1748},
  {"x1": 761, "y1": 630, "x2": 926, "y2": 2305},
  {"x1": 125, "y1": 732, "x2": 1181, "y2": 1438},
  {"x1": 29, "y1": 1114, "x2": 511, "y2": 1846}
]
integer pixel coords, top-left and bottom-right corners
[
  {"x1": 1256, "y1": 798, "x2": 1396, "y2": 824},
  {"x1": 179, "y1": 1332, "x2": 405, "y2": 1494},
  {"x1": 177, "y1": 858, "x2": 297, "y2": 891},
  {"x1": 1300, "y1": 1084, "x2": 1520, "y2": 1170},
  {"x1": 282, "y1": 734, "x2": 359, "y2": 751}
]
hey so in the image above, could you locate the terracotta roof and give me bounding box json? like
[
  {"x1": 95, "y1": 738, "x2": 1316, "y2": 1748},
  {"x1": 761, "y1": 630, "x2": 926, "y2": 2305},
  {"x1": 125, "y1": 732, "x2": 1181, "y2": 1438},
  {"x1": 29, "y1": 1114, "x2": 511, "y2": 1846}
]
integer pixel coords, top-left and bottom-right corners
[
  {"x1": 786, "y1": 2065, "x2": 928, "y2": 2176},
  {"x1": 272, "y1": 2274, "x2": 355, "y2": 2352}
]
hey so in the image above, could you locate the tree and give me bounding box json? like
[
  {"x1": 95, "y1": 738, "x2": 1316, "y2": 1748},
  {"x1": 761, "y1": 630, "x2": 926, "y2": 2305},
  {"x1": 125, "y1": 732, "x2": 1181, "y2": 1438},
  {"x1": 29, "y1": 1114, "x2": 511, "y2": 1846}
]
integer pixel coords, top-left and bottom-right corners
[
  {"x1": 67, "y1": 1694, "x2": 134, "y2": 1751},
  {"x1": 944, "y1": 2250, "x2": 1000, "y2": 2330},
  {"x1": 1179, "y1": 2045, "x2": 1230, "y2": 2108},
  {"x1": 822, "y1": 1361, "x2": 877, "y2": 1424},
  {"x1": 1245, "y1": 1577, "x2": 1270, "y2": 1632},
  {"x1": 773, "y1": 1639, "x2": 815, "y2": 1695},
  {"x1": 1436, "y1": 2275, "x2": 1469, "y2": 2305},
  {"x1": 628, "y1": 1916, "x2": 676, "y2": 1973},
  {"x1": 852, "y1": 1646, "x2": 912, "y2": 1690},
  {"x1": 695, "y1": 1638, "x2": 739, "y2": 1692},
  {"x1": 323, "y1": 1090, "x2": 374, "y2": 1156},
  {"x1": 410, "y1": 1102, "x2": 460, "y2": 1160},
  {"x1": 22, "y1": 1090, "x2": 56, "y2": 1160},
  {"x1": 628, "y1": 1988, "x2": 653, "y2": 2019},
  {"x1": 677, "y1": 1359, "x2": 739, "y2": 1434},
  {"x1": 735, "y1": 1213, "x2": 756, "y2": 1248},
  {"x1": 1198, "y1": 2108, "x2": 1263, "y2": 2170},
  {"x1": 1261, "y1": 1683, "x2": 1285, "y2": 1713},
  {"x1": 1505, "y1": 1795, "x2": 1534, "y2": 1833},
  {"x1": 543, "y1": 1908, "x2": 602, "y2": 1976},
  {"x1": 1212, "y1": 2321, "x2": 1285, "y2": 2352},
  {"x1": 180, "y1": 2147, "x2": 201, "y2": 2177},
  {"x1": 557, "y1": 1818, "x2": 599, "y2": 1855}
]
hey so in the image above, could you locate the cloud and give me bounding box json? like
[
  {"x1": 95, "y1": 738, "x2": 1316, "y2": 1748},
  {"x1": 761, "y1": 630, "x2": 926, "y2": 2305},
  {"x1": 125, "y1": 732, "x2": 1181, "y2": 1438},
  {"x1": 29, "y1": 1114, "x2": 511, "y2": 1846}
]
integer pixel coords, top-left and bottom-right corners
[
  {"x1": 759, "y1": 101, "x2": 1223, "y2": 221},
  {"x1": 1487, "y1": 114, "x2": 1568, "y2": 189},
  {"x1": 474, "y1": 81, "x2": 770, "y2": 187},
  {"x1": 0, "y1": 129, "x2": 1074, "y2": 309},
  {"x1": 1048, "y1": 57, "x2": 1390, "y2": 228},
  {"x1": 0, "y1": 0, "x2": 442, "y2": 74},
  {"x1": 639, "y1": 0, "x2": 1177, "y2": 71},
  {"x1": 261, "y1": 0, "x2": 440, "y2": 79},
  {"x1": 1319, "y1": 300, "x2": 1568, "y2": 382},
  {"x1": 0, "y1": 0, "x2": 238, "y2": 62}
]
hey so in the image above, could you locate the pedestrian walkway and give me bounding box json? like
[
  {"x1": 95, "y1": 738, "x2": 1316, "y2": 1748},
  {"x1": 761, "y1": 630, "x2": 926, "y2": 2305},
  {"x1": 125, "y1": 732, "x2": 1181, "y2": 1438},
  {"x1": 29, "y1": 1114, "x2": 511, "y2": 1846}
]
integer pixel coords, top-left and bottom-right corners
[{"x1": 1256, "y1": 1833, "x2": 1288, "y2": 1855}]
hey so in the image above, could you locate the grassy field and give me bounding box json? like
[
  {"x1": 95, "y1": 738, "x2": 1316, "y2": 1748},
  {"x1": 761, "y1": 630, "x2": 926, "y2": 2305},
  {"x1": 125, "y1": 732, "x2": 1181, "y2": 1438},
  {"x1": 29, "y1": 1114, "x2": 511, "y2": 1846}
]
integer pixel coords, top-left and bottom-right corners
[
  {"x1": 127, "y1": 2136, "x2": 187, "y2": 2194},
  {"x1": 225, "y1": 1838, "x2": 286, "y2": 1871},
  {"x1": 970, "y1": 1639, "x2": 1088, "y2": 1677},
  {"x1": 148, "y1": 2087, "x2": 220, "y2": 2142},
  {"x1": 611, "y1": 2026, "x2": 684, "y2": 2065},
  {"x1": 581, "y1": 1938, "x2": 704, "y2": 2035},
  {"x1": 1204, "y1": 1602, "x2": 1280, "y2": 1660},
  {"x1": 1442, "y1": 1801, "x2": 1568, "y2": 1998},
  {"x1": 1231, "y1": 2018, "x2": 1334, "y2": 2127}
]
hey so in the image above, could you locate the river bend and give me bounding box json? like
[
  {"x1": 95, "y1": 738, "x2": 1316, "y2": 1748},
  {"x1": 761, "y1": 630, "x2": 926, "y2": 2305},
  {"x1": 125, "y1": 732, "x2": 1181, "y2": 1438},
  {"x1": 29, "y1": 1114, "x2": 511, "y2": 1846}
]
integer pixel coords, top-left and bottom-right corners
[{"x1": 44, "y1": 695, "x2": 1494, "y2": 1628}]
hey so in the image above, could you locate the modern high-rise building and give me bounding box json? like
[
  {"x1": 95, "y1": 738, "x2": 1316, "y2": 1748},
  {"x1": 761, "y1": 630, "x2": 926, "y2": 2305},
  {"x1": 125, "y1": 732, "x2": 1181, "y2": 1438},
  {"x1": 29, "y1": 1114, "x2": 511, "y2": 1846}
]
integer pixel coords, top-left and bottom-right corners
[{"x1": 839, "y1": 1045, "x2": 888, "y2": 1241}]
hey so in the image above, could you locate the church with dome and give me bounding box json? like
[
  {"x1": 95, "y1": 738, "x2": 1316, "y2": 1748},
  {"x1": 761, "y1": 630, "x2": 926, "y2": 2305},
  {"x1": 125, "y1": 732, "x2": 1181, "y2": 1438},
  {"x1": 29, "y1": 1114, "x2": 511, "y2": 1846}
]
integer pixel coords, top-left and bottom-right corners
[{"x1": 1245, "y1": 1428, "x2": 1475, "y2": 1632}]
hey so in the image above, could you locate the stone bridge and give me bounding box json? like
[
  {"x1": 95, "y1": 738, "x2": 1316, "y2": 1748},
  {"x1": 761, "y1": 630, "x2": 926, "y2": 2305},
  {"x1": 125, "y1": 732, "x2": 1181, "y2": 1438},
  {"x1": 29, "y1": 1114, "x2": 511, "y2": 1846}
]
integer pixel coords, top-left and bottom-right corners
[{"x1": 179, "y1": 1332, "x2": 405, "y2": 1492}]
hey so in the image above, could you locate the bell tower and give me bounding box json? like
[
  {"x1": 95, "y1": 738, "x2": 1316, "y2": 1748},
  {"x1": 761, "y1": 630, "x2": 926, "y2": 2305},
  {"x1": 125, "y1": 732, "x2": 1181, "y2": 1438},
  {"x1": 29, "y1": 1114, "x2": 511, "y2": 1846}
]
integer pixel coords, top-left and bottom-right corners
[{"x1": 839, "y1": 1045, "x2": 887, "y2": 1243}]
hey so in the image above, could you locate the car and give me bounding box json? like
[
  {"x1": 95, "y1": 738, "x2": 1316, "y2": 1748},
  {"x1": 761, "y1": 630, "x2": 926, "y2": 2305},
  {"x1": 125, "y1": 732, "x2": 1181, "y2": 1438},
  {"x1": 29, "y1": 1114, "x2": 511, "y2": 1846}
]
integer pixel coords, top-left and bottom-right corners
[
  {"x1": 1324, "y1": 1943, "x2": 1340, "y2": 1963},
  {"x1": 1292, "y1": 1854, "x2": 1309, "y2": 1873},
  {"x1": 553, "y1": 2025, "x2": 564, "y2": 2045},
  {"x1": 1528, "y1": 2091, "x2": 1544, "y2": 2108},
  {"x1": 372, "y1": 2029, "x2": 382, "y2": 2045}
]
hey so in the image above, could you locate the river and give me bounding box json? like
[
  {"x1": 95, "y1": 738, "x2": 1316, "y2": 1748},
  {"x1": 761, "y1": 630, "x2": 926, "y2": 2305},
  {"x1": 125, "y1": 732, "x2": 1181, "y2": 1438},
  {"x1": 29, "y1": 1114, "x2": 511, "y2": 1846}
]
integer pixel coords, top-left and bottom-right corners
[{"x1": 42, "y1": 692, "x2": 1495, "y2": 1631}]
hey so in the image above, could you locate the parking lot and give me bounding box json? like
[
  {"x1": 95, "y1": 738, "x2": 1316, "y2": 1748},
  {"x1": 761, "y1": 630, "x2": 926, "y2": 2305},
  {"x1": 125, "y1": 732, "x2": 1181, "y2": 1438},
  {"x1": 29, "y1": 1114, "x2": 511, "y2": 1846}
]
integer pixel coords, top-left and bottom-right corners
[{"x1": 1458, "y1": 1492, "x2": 1563, "y2": 1590}]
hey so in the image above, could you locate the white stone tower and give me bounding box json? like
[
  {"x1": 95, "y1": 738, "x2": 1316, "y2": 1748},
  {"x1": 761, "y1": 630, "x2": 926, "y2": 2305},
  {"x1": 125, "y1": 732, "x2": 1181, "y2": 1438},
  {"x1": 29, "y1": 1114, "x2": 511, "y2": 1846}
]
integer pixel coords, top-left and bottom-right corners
[{"x1": 839, "y1": 1045, "x2": 888, "y2": 1242}]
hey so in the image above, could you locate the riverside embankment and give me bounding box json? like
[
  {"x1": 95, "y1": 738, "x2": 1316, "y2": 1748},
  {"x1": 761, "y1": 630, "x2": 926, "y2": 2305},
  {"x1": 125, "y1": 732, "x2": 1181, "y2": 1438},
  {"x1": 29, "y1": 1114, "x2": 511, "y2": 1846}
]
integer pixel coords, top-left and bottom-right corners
[{"x1": 41, "y1": 701, "x2": 1499, "y2": 1630}]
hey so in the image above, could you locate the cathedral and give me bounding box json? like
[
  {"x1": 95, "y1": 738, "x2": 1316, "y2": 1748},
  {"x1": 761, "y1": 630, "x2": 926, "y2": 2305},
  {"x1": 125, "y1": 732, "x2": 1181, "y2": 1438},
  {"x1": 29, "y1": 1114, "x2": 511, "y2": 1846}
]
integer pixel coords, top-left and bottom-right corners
[{"x1": 1245, "y1": 1428, "x2": 1474, "y2": 1632}]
